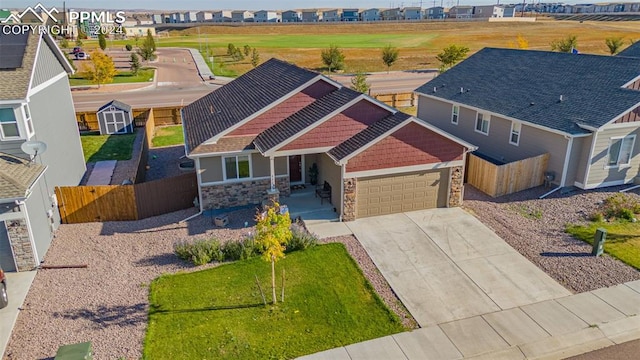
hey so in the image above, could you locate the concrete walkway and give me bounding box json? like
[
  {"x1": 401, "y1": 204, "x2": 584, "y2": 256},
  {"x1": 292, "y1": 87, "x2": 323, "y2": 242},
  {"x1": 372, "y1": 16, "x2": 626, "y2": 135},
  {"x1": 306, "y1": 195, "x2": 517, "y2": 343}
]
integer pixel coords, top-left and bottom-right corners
[
  {"x1": 0, "y1": 271, "x2": 36, "y2": 358},
  {"x1": 86, "y1": 160, "x2": 117, "y2": 185},
  {"x1": 301, "y1": 208, "x2": 640, "y2": 359}
]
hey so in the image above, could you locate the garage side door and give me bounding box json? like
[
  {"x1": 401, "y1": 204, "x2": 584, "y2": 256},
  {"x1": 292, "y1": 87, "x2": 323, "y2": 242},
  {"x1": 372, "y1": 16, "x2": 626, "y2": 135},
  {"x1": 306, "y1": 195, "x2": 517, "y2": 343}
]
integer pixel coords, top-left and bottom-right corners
[
  {"x1": 0, "y1": 221, "x2": 16, "y2": 272},
  {"x1": 356, "y1": 169, "x2": 448, "y2": 218}
]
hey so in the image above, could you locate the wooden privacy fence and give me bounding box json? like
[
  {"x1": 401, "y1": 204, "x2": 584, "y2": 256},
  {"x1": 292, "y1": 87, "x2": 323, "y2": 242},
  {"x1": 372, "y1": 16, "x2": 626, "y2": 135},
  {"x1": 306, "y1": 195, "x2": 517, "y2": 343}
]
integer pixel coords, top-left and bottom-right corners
[
  {"x1": 372, "y1": 92, "x2": 415, "y2": 108},
  {"x1": 466, "y1": 153, "x2": 550, "y2": 197},
  {"x1": 77, "y1": 106, "x2": 182, "y2": 132},
  {"x1": 55, "y1": 173, "x2": 198, "y2": 223}
]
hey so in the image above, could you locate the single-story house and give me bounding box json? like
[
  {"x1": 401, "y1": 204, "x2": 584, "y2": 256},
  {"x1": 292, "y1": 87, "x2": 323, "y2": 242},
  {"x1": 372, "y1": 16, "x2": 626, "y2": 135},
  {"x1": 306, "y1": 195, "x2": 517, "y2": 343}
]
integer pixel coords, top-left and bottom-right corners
[
  {"x1": 415, "y1": 48, "x2": 640, "y2": 191},
  {"x1": 182, "y1": 59, "x2": 475, "y2": 220},
  {"x1": 97, "y1": 100, "x2": 134, "y2": 135}
]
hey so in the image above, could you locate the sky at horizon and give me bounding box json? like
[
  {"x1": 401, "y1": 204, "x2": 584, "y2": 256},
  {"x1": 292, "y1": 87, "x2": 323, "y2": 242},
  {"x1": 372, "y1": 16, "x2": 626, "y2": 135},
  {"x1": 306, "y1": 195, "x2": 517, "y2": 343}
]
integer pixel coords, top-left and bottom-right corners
[{"x1": 0, "y1": 0, "x2": 611, "y2": 11}]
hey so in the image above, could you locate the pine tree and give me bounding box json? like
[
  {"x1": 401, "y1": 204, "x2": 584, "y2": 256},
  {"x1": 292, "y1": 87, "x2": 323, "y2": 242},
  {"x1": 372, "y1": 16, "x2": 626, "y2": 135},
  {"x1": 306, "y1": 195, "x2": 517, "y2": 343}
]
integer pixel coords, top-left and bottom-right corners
[{"x1": 129, "y1": 53, "x2": 141, "y2": 75}]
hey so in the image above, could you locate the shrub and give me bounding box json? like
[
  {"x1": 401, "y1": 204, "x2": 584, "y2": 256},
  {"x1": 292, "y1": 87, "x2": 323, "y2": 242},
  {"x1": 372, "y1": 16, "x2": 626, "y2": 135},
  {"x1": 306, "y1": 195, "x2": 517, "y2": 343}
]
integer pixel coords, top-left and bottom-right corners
[
  {"x1": 221, "y1": 237, "x2": 261, "y2": 261},
  {"x1": 286, "y1": 224, "x2": 319, "y2": 253},
  {"x1": 601, "y1": 193, "x2": 640, "y2": 220},
  {"x1": 125, "y1": 44, "x2": 132, "y2": 51},
  {"x1": 174, "y1": 238, "x2": 223, "y2": 266},
  {"x1": 589, "y1": 212, "x2": 604, "y2": 222}
]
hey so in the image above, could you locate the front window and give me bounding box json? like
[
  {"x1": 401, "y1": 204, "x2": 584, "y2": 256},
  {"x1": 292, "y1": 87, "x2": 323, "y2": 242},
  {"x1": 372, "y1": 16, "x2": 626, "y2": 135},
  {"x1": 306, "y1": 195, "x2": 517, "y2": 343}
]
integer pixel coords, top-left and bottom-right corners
[
  {"x1": 451, "y1": 105, "x2": 459, "y2": 124},
  {"x1": 0, "y1": 108, "x2": 20, "y2": 139},
  {"x1": 224, "y1": 155, "x2": 251, "y2": 180},
  {"x1": 607, "y1": 135, "x2": 635, "y2": 168},
  {"x1": 510, "y1": 122, "x2": 521, "y2": 145},
  {"x1": 475, "y1": 112, "x2": 490, "y2": 135}
]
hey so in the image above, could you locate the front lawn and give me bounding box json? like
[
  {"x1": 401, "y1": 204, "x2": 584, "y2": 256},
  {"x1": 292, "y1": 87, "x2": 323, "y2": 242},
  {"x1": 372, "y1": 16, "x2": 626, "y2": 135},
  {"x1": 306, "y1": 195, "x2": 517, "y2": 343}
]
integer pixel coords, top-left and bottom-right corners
[
  {"x1": 566, "y1": 221, "x2": 640, "y2": 270},
  {"x1": 80, "y1": 133, "x2": 136, "y2": 162},
  {"x1": 151, "y1": 125, "x2": 184, "y2": 147},
  {"x1": 69, "y1": 68, "x2": 154, "y2": 86},
  {"x1": 144, "y1": 243, "x2": 404, "y2": 359}
]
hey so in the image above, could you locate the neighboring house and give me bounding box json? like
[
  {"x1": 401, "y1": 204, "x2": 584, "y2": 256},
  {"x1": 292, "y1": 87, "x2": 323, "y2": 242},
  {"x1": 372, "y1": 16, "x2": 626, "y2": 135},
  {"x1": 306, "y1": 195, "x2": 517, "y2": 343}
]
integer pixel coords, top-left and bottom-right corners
[
  {"x1": 213, "y1": 10, "x2": 232, "y2": 23},
  {"x1": 473, "y1": 5, "x2": 500, "y2": 18},
  {"x1": 323, "y1": 9, "x2": 341, "y2": 22},
  {"x1": 124, "y1": 27, "x2": 156, "y2": 38},
  {"x1": 231, "y1": 10, "x2": 254, "y2": 22},
  {"x1": 196, "y1": 11, "x2": 213, "y2": 22},
  {"x1": 402, "y1": 7, "x2": 423, "y2": 20},
  {"x1": 171, "y1": 12, "x2": 185, "y2": 23},
  {"x1": 0, "y1": 29, "x2": 85, "y2": 272},
  {"x1": 254, "y1": 10, "x2": 280, "y2": 23},
  {"x1": 448, "y1": 6, "x2": 474, "y2": 18},
  {"x1": 301, "y1": 9, "x2": 321, "y2": 22},
  {"x1": 503, "y1": 6, "x2": 516, "y2": 17},
  {"x1": 381, "y1": 8, "x2": 402, "y2": 20},
  {"x1": 360, "y1": 8, "x2": 380, "y2": 21},
  {"x1": 281, "y1": 10, "x2": 301, "y2": 22},
  {"x1": 341, "y1": 9, "x2": 360, "y2": 21},
  {"x1": 618, "y1": 41, "x2": 640, "y2": 58},
  {"x1": 181, "y1": 59, "x2": 474, "y2": 221},
  {"x1": 184, "y1": 11, "x2": 198, "y2": 22},
  {"x1": 425, "y1": 6, "x2": 445, "y2": 19},
  {"x1": 415, "y1": 48, "x2": 640, "y2": 192},
  {"x1": 97, "y1": 100, "x2": 134, "y2": 135},
  {"x1": 151, "y1": 14, "x2": 163, "y2": 24},
  {"x1": 160, "y1": 13, "x2": 172, "y2": 23}
]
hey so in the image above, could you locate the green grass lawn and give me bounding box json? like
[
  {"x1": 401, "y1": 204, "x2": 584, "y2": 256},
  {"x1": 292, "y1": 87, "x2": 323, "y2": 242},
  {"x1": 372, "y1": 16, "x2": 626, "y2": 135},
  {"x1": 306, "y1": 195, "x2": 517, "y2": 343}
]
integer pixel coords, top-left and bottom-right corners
[
  {"x1": 566, "y1": 221, "x2": 640, "y2": 270},
  {"x1": 80, "y1": 133, "x2": 136, "y2": 162},
  {"x1": 144, "y1": 243, "x2": 405, "y2": 359},
  {"x1": 152, "y1": 125, "x2": 184, "y2": 147},
  {"x1": 69, "y1": 68, "x2": 154, "y2": 86}
]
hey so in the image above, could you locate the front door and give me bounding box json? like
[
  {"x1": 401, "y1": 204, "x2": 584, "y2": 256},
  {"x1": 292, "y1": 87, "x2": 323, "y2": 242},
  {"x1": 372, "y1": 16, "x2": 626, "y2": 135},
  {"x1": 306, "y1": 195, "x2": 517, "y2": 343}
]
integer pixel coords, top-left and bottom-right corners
[{"x1": 289, "y1": 155, "x2": 302, "y2": 183}]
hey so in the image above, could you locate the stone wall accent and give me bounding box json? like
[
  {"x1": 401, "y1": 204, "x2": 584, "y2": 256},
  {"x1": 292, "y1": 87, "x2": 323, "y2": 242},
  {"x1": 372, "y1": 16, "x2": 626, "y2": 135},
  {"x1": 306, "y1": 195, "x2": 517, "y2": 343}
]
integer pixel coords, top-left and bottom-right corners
[
  {"x1": 449, "y1": 166, "x2": 463, "y2": 207},
  {"x1": 6, "y1": 219, "x2": 37, "y2": 272},
  {"x1": 201, "y1": 177, "x2": 290, "y2": 210},
  {"x1": 342, "y1": 177, "x2": 357, "y2": 221}
]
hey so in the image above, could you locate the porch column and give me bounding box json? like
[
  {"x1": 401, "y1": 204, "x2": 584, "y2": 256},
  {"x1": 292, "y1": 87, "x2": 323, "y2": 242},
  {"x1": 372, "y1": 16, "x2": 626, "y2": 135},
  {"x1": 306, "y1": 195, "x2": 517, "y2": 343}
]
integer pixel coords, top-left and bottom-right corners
[{"x1": 269, "y1": 156, "x2": 276, "y2": 190}]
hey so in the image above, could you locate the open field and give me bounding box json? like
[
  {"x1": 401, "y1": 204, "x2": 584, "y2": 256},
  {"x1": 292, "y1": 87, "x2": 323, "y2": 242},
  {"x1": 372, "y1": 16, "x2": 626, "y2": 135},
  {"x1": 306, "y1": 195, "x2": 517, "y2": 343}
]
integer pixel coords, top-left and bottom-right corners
[{"x1": 79, "y1": 20, "x2": 640, "y2": 75}]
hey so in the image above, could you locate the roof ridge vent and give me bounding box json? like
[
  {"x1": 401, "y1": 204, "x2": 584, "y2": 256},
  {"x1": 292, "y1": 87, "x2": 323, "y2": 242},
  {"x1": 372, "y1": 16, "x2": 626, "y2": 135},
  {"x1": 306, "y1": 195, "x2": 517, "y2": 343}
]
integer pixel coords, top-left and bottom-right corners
[
  {"x1": 559, "y1": 95, "x2": 564, "y2": 102},
  {"x1": 460, "y1": 87, "x2": 464, "y2": 94},
  {"x1": 433, "y1": 87, "x2": 437, "y2": 93}
]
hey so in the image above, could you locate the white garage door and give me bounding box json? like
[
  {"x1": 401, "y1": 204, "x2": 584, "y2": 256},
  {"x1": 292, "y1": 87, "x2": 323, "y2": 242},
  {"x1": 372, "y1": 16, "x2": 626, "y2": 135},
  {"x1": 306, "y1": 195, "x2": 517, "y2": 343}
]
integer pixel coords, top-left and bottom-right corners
[{"x1": 356, "y1": 169, "x2": 448, "y2": 218}]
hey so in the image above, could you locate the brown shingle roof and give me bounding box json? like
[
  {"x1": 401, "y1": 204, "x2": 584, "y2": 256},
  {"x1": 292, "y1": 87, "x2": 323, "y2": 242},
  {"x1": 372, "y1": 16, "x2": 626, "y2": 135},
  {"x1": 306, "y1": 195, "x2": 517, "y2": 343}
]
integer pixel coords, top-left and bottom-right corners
[
  {"x1": 191, "y1": 136, "x2": 256, "y2": 155},
  {"x1": 0, "y1": 153, "x2": 46, "y2": 200}
]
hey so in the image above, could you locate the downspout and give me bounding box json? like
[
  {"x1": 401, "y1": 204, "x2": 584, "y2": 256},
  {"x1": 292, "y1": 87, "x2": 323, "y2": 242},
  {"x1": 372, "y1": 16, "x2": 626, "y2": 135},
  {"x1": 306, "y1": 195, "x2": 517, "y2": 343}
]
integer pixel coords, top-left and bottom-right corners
[{"x1": 540, "y1": 135, "x2": 573, "y2": 199}]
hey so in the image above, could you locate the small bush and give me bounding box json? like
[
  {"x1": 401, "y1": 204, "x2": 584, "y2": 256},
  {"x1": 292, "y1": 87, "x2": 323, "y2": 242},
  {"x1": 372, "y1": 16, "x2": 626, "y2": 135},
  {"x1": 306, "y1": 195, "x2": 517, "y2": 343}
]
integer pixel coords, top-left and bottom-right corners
[
  {"x1": 286, "y1": 224, "x2": 319, "y2": 253},
  {"x1": 589, "y1": 212, "x2": 604, "y2": 222},
  {"x1": 601, "y1": 193, "x2": 640, "y2": 220},
  {"x1": 174, "y1": 238, "x2": 223, "y2": 266},
  {"x1": 125, "y1": 44, "x2": 132, "y2": 51},
  {"x1": 222, "y1": 237, "x2": 261, "y2": 261}
]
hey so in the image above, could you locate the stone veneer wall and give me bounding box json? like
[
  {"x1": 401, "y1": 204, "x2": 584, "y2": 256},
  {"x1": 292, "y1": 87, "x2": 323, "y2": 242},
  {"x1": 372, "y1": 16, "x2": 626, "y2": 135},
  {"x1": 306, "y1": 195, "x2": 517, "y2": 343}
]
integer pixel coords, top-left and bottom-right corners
[
  {"x1": 6, "y1": 219, "x2": 37, "y2": 272},
  {"x1": 342, "y1": 178, "x2": 356, "y2": 221},
  {"x1": 201, "y1": 177, "x2": 290, "y2": 209},
  {"x1": 449, "y1": 166, "x2": 463, "y2": 207}
]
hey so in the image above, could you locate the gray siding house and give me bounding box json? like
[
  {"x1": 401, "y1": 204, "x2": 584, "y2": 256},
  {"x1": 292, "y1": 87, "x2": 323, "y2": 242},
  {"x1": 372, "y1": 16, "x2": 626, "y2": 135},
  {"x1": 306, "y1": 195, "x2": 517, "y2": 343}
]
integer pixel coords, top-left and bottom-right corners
[
  {"x1": 360, "y1": 8, "x2": 380, "y2": 21},
  {"x1": 281, "y1": 10, "x2": 301, "y2": 22},
  {"x1": 402, "y1": 7, "x2": 423, "y2": 20},
  {"x1": 254, "y1": 10, "x2": 279, "y2": 23},
  {"x1": 0, "y1": 30, "x2": 85, "y2": 272},
  {"x1": 425, "y1": 7, "x2": 445, "y2": 19},
  {"x1": 415, "y1": 48, "x2": 640, "y2": 192}
]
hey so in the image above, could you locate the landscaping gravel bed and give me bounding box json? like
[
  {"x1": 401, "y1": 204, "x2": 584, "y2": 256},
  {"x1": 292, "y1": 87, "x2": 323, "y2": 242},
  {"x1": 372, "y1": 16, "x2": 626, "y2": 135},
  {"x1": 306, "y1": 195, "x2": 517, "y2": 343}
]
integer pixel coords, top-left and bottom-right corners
[
  {"x1": 463, "y1": 185, "x2": 640, "y2": 293},
  {"x1": 321, "y1": 235, "x2": 419, "y2": 330},
  {"x1": 4, "y1": 207, "x2": 257, "y2": 360},
  {"x1": 145, "y1": 145, "x2": 189, "y2": 182}
]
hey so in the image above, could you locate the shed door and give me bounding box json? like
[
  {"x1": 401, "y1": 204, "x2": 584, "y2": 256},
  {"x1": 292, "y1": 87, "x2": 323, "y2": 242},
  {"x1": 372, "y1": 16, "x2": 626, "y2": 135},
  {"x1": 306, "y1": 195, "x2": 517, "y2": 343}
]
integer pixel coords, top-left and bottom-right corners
[
  {"x1": 0, "y1": 222, "x2": 16, "y2": 272},
  {"x1": 356, "y1": 169, "x2": 448, "y2": 218},
  {"x1": 104, "y1": 111, "x2": 128, "y2": 134}
]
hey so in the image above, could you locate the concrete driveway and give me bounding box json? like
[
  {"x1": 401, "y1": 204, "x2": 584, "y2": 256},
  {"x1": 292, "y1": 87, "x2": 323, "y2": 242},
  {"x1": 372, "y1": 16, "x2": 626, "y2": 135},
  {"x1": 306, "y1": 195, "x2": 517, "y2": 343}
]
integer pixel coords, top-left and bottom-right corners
[{"x1": 346, "y1": 208, "x2": 571, "y2": 327}]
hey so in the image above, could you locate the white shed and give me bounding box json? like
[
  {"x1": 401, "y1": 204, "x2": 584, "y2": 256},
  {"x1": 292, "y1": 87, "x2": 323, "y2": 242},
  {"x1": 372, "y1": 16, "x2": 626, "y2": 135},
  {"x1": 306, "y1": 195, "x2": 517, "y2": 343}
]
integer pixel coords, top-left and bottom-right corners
[{"x1": 97, "y1": 100, "x2": 134, "y2": 135}]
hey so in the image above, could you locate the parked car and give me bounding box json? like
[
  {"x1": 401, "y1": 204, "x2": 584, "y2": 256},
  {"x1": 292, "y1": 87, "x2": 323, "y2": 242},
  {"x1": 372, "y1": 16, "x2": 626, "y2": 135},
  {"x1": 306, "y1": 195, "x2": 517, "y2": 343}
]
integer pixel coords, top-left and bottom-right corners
[
  {"x1": 75, "y1": 52, "x2": 90, "y2": 60},
  {"x1": 71, "y1": 47, "x2": 82, "y2": 54},
  {"x1": 0, "y1": 266, "x2": 7, "y2": 309}
]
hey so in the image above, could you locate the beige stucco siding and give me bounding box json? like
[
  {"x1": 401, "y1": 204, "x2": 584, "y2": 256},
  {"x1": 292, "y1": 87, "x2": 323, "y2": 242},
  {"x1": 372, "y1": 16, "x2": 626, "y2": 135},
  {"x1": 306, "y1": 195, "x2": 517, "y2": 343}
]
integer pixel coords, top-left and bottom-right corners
[
  {"x1": 587, "y1": 126, "x2": 640, "y2": 187},
  {"x1": 200, "y1": 156, "x2": 223, "y2": 183},
  {"x1": 417, "y1": 95, "x2": 568, "y2": 184},
  {"x1": 574, "y1": 135, "x2": 593, "y2": 187},
  {"x1": 251, "y1": 154, "x2": 287, "y2": 177},
  {"x1": 317, "y1": 153, "x2": 342, "y2": 211},
  {"x1": 304, "y1": 154, "x2": 319, "y2": 183}
]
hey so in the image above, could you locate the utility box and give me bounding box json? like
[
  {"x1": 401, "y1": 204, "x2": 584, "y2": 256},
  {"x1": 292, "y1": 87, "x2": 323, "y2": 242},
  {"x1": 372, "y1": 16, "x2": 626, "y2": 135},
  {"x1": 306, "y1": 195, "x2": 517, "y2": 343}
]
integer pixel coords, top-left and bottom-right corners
[
  {"x1": 592, "y1": 228, "x2": 607, "y2": 257},
  {"x1": 55, "y1": 342, "x2": 93, "y2": 360}
]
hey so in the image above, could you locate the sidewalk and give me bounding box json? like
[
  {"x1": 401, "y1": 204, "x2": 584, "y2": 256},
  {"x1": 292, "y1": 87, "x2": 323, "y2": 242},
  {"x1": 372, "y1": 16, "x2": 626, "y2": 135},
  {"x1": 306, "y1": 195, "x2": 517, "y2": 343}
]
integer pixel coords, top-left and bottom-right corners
[{"x1": 0, "y1": 271, "x2": 37, "y2": 358}]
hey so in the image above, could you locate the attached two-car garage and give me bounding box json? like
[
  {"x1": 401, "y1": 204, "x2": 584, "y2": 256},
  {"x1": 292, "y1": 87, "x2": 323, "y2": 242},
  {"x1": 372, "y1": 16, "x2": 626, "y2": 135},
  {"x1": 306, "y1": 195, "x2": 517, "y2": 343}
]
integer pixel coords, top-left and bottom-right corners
[{"x1": 356, "y1": 169, "x2": 449, "y2": 218}]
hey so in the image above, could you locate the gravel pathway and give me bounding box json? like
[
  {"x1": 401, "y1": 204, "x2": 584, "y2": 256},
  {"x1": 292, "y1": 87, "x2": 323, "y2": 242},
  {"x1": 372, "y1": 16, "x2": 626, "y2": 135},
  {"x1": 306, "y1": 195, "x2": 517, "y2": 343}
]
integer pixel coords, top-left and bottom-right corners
[
  {"x1": 321, "y1": 235, "x2": 419, "y2": 330},
  {"x1": 145, "y1": 145, "x2": 189, "y2": 182},
  {"x1": 4, "y1": 208, "x2": 257, "y2": 360},
  {"x1": 463, "y1": 185, "x2": 640, "y2": 293}
]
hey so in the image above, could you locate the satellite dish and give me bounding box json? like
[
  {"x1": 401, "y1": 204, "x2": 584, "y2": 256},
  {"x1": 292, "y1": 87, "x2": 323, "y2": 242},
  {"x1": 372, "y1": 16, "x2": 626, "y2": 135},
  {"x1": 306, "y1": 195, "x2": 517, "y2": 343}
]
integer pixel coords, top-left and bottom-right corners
[{"x1": 21, "y1": 141, "x2": 48, "y2": 159}]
